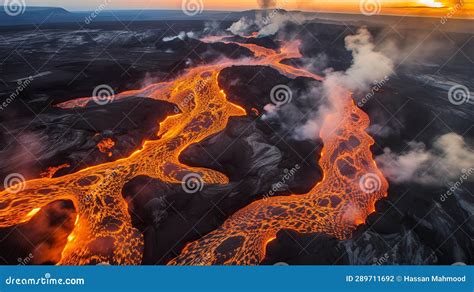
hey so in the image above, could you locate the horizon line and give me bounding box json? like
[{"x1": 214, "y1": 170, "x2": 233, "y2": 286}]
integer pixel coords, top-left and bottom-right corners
[{"x1": 4, "y1": 6, "x2": 473, "y2": 20}]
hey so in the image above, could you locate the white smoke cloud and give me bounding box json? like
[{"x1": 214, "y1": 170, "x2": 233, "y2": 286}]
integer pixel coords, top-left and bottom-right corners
[
  {"x1": 228, "y1": 11, "x2": 310, "y2": 37},
  {"x1": 228, "y1": 17, "x2": 255, "y2": 36},
  {"x1": 258, "y1": 13, "x2": 306, "y2": 36},
  {"x1": 258, "y1": 0, "x2": 277, "y2": 9},
  {"x1": 291, "y1": 27, "x2": 395, "y2": 140},
  {"x1": 162, "y1": 31, "x2": 196, "y2": 42},
  {"x1": 292, "y1": 86, "x2": 330, "y2": 140},
  {"x1": 302, "y1": 53, "x2": 329, "y2": 75},
  {"x1": 204, "y1": 21, "x2": 227, "y2": 35},
  {"x1": 376, "y1": 133, "x2": 474, "y2": 186},
  {"x1": 325, "y1": 28, "x2": 394, "y2": 93}
]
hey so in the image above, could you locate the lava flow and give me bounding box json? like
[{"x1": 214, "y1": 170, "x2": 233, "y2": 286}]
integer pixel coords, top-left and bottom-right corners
[
  {"x1": 40, "y1": 163, "x2": 71, "y2": 178},
  {"x1": 0, "y1": 65, "x2": 246, "y2": 265},
  {"x1": 168, "y1": 36, "x2": 388, "y2": 265},
  {"x1": 0, "y1": 35, "x2": 387, "y2": 265},
  {"x1": 97, "y1": 138, "x2": 116, "y2": 157},
  {"x1": 169, "y1": 95, "x2": 388, "y2": 265}
]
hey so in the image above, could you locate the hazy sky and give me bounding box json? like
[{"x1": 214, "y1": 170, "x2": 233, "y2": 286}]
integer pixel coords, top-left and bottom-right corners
[{"x1": 3, "y1": 0, "x2": 473, "y2": 17}]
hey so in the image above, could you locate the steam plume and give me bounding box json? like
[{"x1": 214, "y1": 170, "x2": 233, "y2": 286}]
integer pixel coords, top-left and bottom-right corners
[
  {"x1": 293, "y1": 28, "x2": 395, "y2": 140},
  {"x1": 228, "y1": 10, "x2": 310, "y2": 37},
  {"x1": 376, "y1": 133, "x2": 474, "y2": 185},
  {"x1": 258, "y1": 0, "x2": 277, "y2": 9},
  {"x1": 162, "y1": 31, "x2": 196, "y2": 42}
]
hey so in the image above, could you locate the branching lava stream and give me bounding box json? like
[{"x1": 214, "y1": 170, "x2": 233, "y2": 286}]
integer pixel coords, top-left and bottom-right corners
[{"x1": 0, "y1": 36, "x2": 387, "y2": 265}]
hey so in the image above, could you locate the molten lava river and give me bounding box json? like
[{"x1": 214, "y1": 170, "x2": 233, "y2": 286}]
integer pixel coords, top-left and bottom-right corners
[{"x1": 0, "y1": 36, "x2": 387, "y2": 265}]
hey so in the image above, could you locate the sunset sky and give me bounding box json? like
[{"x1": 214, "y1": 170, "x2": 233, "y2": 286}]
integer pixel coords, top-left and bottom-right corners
[{"x1": 8, "y1": 0, "x2": 474, "y2": 18}]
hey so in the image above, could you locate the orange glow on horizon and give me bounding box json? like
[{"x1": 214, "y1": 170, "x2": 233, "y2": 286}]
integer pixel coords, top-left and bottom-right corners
[
  {"x1": 418, "y1": 0, "x2": 445, "y2": 7},
  {"x1": 98, "y1": 0, "x2": 473, "y2": 18}
]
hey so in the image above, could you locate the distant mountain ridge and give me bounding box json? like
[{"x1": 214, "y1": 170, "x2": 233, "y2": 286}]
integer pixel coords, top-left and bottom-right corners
[
  {"x1": 13, "y1": 6, "x2": 69, "y2": 12},
  {"x1": 0, "y1": 6, "x2": 71, "y2": 15},
  {"x1": 0, "y1": 6, "x2": 73, "y2": 25},
  {"x1": 0, "y1": 7, "x2": 236, "y2": 26}
]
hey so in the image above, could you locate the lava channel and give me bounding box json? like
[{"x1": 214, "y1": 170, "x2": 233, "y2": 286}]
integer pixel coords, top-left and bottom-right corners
[{"x1": 0, "y1": 36, "x2": 387, "y2": 266}]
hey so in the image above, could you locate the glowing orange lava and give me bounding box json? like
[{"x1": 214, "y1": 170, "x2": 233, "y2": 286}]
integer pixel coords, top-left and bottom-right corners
[
  {"x1": 0, "y1": 63, "x2": 246, "y2": 265},
  {"x1": 40, "y1": 163, "x2": 71, "y2": 178},
  {"x1": 97, "y1": 138, "x2": 116, "y2": 157},
  {"x1": 168, "y1": 94, "x2": 388, "y2": 265},
  {"x1": 0, "y1": 34, "x2": 387, "y2": 265}
]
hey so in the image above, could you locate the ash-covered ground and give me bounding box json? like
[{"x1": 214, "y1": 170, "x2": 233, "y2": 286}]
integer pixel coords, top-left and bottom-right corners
[{"x1": 0, "y1": 11, "x2": 472, "y2": 265}]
